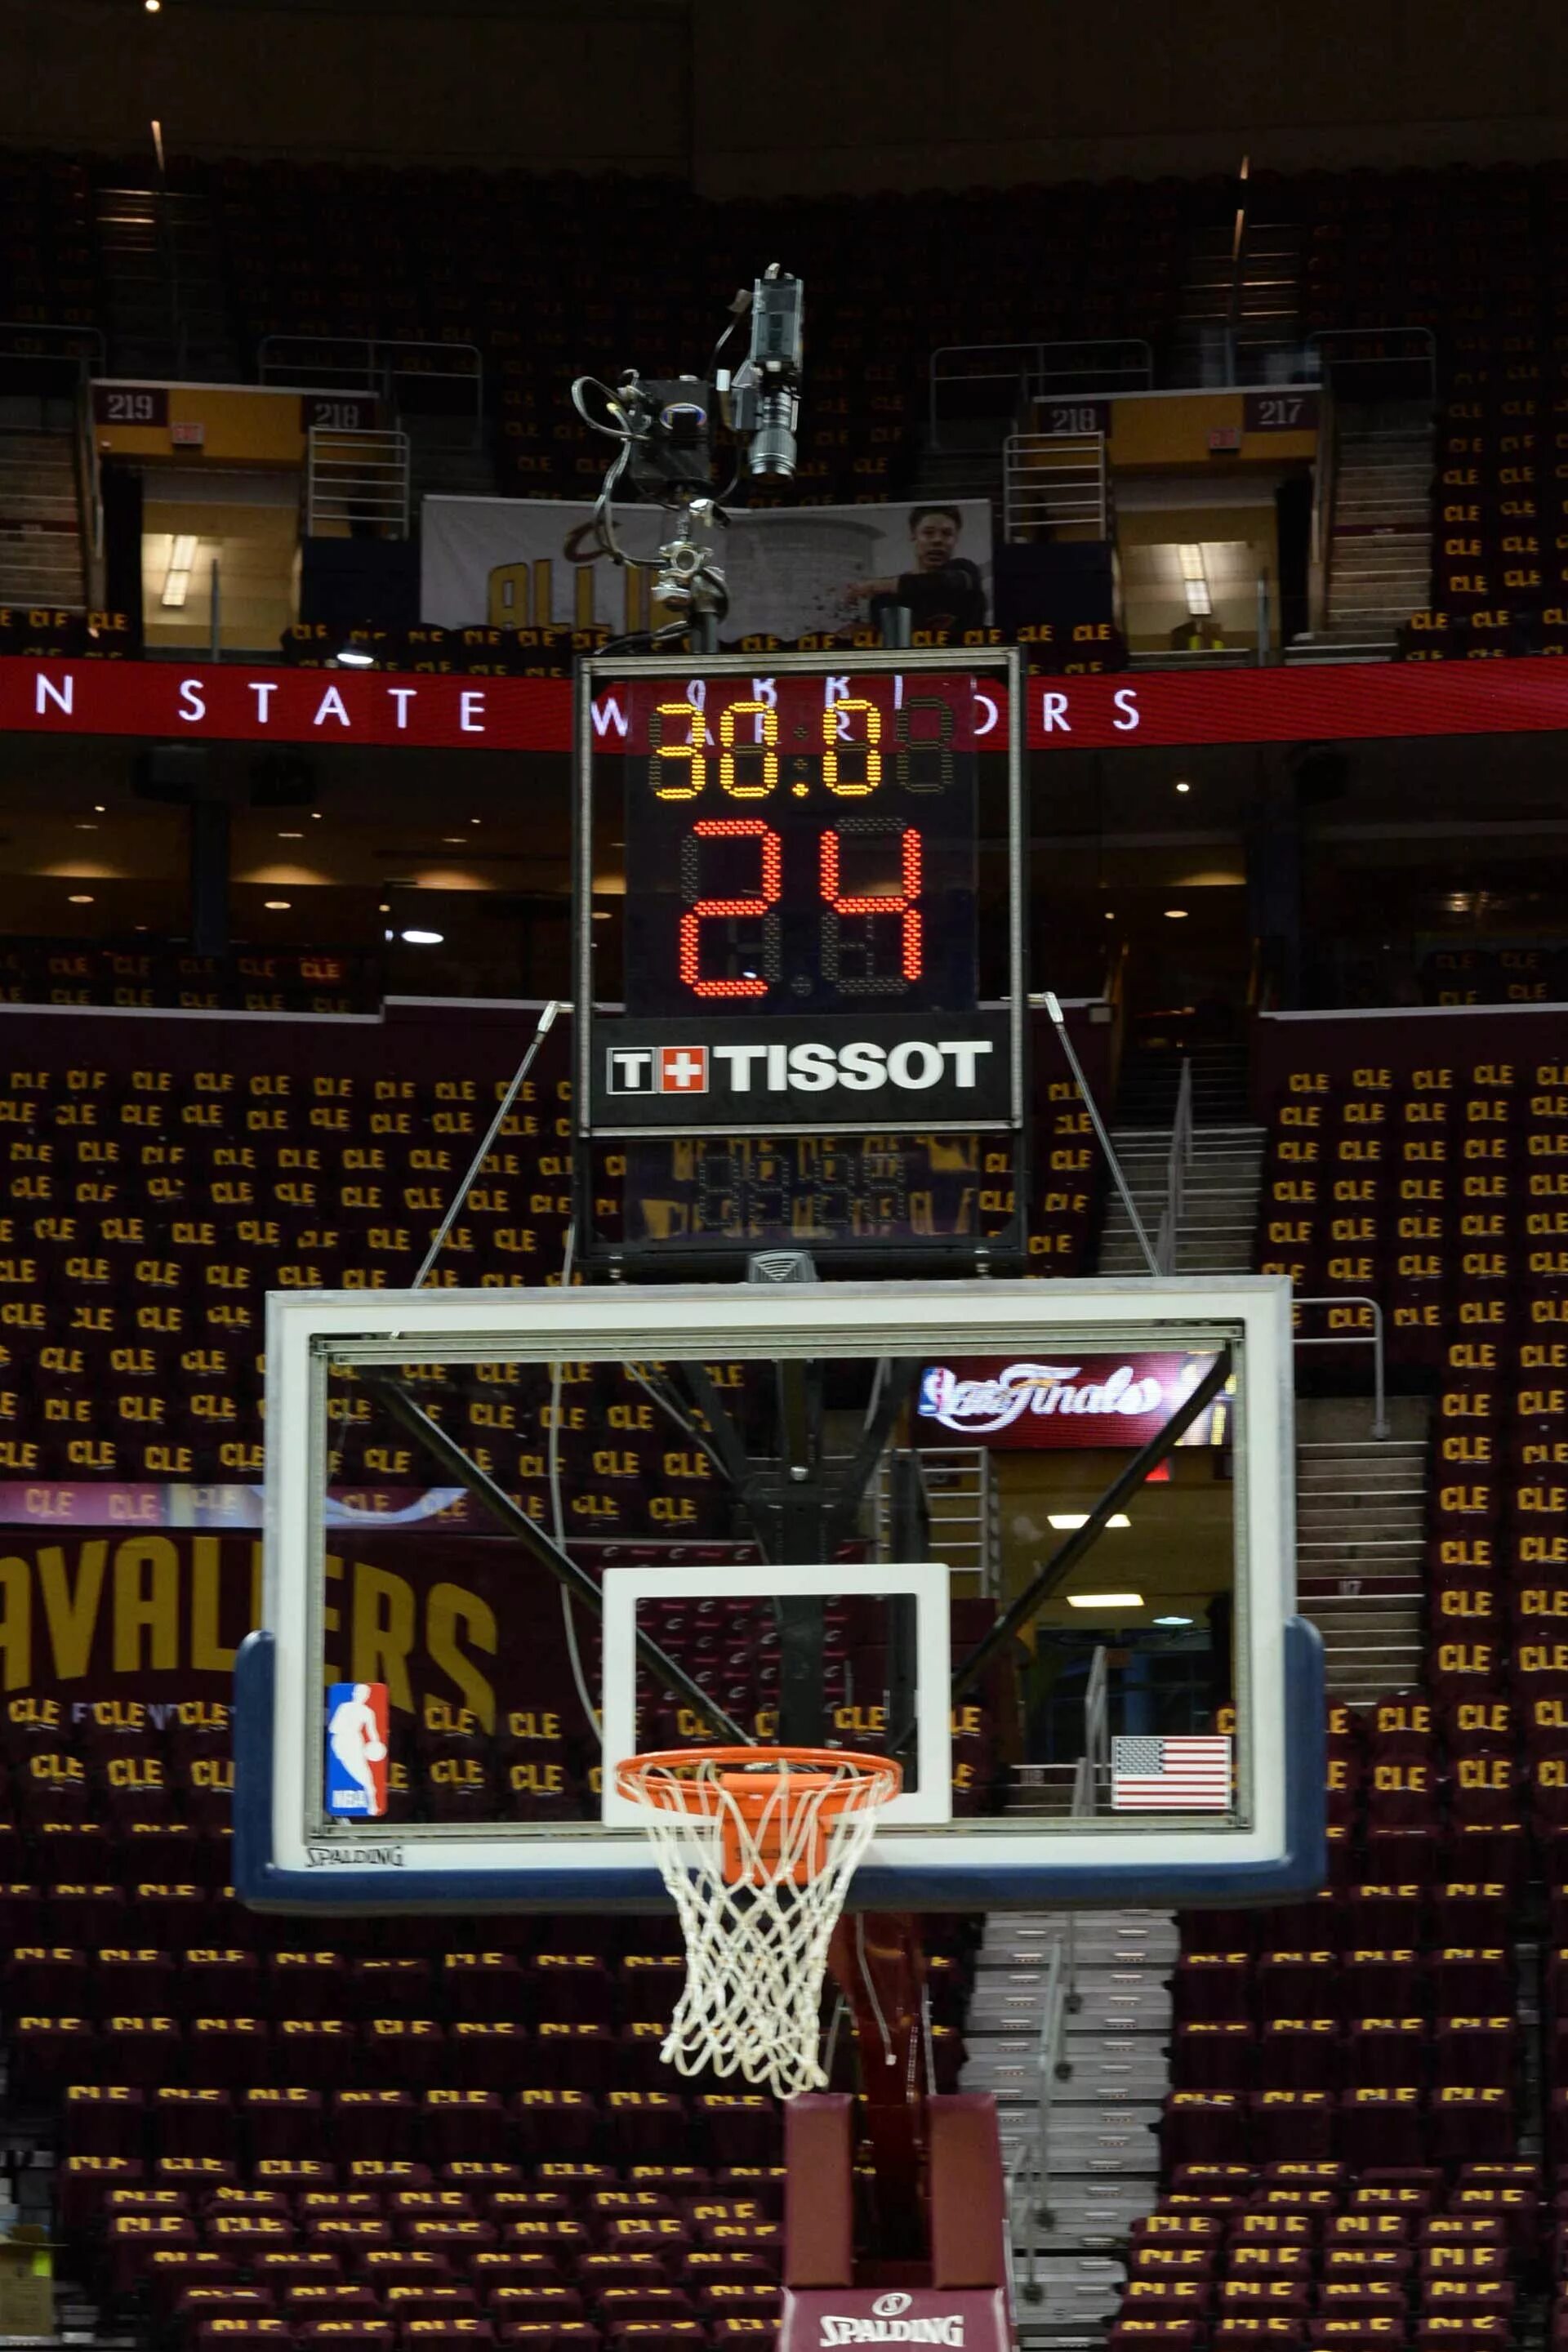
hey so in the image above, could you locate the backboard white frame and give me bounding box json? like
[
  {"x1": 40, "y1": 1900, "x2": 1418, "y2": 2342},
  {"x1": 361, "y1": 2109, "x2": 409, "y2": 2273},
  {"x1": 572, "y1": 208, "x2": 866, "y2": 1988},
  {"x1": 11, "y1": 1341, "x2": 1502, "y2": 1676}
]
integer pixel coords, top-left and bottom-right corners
[
  {"x1": 236, "y1": 1275, "x2": 1321, "y2": 1912},
  {"x1": 600, "y1": 1561, "x2": 953, "y2": 1829}
]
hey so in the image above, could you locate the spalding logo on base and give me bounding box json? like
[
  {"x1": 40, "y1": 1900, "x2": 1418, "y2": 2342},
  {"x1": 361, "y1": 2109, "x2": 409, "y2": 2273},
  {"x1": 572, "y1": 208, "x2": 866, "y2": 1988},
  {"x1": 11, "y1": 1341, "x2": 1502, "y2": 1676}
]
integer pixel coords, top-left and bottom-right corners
[{"x1": 780, "y1": 2286, "x2": 1009, "y2": 2352}]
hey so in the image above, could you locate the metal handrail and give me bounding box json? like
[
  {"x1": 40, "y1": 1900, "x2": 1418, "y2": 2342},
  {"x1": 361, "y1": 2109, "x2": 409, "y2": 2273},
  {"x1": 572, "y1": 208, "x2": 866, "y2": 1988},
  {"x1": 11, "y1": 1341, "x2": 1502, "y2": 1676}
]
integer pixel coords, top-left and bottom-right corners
[
  {"x1": 259, "y1": 334, "x2": 484, "y2": 431},
  {"x1": 1307, "y1": 375, "x2": 1339, "y2": 634},
  {"x1": 305, "y1": 426, "x2": 411, "y2": 538},
  {"x1": 1003, "y1": 430, "x2": 1107, "y2": 541},
  {"x1": 1076, "y1": 1643, "x2": 1111, "y2": 1819},
  {"x1": 1009, "y1": 1935, "x2": 1070, "y2": 2304},
  {"x1": 1291, "y1": 1293, "x2": 1390, "y2": 1440},
  {"x1": 928, "y1": 338, "x2": 1152, "y2": 450},
  {"x1": 0, "y1": 321, "x2": 106, "y2": 384},
  {"x1": 1155, "y1": 1058, "x2": 1193, "y2": 1277},
  {"x1": 1306, "y1": 325, "x2": 1437, "y2": 406}
]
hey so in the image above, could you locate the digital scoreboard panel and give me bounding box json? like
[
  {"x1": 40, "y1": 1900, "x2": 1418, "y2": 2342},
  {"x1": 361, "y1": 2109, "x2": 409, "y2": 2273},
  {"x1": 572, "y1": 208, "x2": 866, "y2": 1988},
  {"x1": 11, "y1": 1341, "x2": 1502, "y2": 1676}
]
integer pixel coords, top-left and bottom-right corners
[{"x1": 576, "y1": 648, "x2": 1025, "y2": 1271}]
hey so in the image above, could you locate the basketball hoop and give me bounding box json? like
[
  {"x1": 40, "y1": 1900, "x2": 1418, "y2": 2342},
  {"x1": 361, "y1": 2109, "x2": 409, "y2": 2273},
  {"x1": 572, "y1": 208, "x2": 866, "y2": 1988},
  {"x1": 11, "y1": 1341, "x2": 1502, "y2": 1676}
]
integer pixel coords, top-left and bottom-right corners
[{"x1": 615, "y1": 1746, "x2": 902, "y2": 2099}]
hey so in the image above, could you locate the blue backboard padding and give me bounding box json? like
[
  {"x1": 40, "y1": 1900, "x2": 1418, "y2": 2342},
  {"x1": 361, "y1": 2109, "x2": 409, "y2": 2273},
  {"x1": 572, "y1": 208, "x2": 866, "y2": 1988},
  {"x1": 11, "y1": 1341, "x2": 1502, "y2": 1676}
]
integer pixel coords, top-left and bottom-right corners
[{"x1": 233, "y1": 1616, "x2": 1325, "y2": 1913}]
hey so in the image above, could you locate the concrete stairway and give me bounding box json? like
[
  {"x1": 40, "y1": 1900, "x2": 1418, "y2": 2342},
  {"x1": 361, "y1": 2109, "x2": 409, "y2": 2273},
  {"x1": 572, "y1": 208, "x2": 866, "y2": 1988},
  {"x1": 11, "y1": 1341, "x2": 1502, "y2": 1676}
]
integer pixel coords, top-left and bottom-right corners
[
  {"x1": 1098, "y1": 1125, "x2": 1266, "y2": 1276},
  {"x1": 1322, "y1": 399, "x2": 1433, "y2": 647},
  {"x1": 967, "y1": 1911, "x2": 1174, "y2": 2342},
  {"x1": 0, "y1": 429, "x2": 85, "y2": 608},
  {"x1": 94, "y1": 188, "x2": 239, "y2": 380},
  {"x1": 1294, "y1": 1395, "x2": 1430, "y2": 1699},
  {"x1": 1115, "y1": 1042, "x2": 1250, "y2": 1129},
  {"x1": 1169, "y1": 220, "x2": 1302, "y2": 385}
]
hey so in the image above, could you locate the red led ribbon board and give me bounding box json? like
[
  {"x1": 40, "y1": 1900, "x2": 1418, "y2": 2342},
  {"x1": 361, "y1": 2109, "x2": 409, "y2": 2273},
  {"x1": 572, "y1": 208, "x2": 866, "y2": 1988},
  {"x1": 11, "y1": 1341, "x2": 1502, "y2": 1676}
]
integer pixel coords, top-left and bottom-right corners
[{"x1": 14, "y1": 652, "x2": 1568, "y2": 752}]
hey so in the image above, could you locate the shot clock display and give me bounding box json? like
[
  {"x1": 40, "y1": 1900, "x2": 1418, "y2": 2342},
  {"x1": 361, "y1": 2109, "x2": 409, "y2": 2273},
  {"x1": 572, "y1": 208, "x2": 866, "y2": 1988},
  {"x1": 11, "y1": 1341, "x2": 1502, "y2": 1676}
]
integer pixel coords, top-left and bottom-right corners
[
  {"x1": 575, "y1": 647, "x2": 1026, "y2": 1270},
  {"x1": 622, "y1": 669, "x2": 982, "y2": 1018}
]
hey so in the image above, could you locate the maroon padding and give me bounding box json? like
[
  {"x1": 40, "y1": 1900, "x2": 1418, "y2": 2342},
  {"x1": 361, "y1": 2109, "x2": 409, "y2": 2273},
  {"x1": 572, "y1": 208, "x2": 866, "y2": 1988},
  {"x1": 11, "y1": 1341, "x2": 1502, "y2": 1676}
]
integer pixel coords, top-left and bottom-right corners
[
  {"x1": 928, "y1": 2098, "x2": 1006, "y2": 2292},
  {"x1": 781, "y1": 2095, "x2": 851, "y2": 2290}
]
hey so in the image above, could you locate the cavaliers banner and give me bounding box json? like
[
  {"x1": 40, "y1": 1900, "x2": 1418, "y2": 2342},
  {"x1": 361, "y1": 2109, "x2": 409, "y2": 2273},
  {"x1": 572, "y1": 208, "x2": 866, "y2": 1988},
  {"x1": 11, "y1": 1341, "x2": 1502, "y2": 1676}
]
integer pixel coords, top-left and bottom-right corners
[
  {"x1": 419, "y1": 495, "x2": 996, "y2": 644},
  {"x1": 914, "y1": 1352, "x2": 1229, "y2": 1447},
  {"x1": 0, "y1": 1526, "x2": 616, "y2": 1727}
]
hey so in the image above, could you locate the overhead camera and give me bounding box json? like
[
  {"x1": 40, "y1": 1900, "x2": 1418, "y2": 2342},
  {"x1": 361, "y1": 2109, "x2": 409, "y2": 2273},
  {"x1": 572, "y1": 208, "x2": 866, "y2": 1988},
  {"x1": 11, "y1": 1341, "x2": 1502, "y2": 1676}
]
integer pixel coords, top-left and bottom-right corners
[
  {"x1": 567, "y1": 265, "x2": 804, "y2": 644},
  {"x1": 717, "y1": 265, "x2": 804, "y2": 479},
  {"x1": 617, "y1": 375, "x2": 713, "y2": 500}
]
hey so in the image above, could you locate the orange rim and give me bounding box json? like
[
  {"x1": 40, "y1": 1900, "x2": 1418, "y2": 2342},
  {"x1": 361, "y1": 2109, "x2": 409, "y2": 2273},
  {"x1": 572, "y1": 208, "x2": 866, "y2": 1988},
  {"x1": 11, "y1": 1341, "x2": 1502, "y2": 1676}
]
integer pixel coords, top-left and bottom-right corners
[{"x1": 616, "y1": 1744, "x2": 902, "y2": 1815}]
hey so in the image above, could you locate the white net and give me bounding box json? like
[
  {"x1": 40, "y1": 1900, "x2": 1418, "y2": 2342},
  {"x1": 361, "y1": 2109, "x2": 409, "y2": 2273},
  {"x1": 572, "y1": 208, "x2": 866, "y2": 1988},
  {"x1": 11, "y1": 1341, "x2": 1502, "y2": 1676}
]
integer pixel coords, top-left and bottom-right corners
[{"x1": 617, "y1": 1749, "x2": 901, "y2": 2100}]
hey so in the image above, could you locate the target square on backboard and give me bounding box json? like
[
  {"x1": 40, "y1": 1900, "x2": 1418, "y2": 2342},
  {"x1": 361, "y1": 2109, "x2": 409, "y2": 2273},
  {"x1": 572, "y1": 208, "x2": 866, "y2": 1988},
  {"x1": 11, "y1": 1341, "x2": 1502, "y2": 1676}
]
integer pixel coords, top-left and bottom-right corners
[{"x1": 600, "y1": 1561, "x2": 952, "y2": 1829}]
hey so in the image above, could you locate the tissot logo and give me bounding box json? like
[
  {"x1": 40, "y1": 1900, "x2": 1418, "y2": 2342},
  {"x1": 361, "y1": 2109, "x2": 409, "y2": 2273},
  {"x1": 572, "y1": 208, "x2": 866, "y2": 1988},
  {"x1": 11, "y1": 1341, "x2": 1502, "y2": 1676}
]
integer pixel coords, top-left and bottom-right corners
[
  {"x1": 607, "y1": 1047, "x2": 710, "y2": 1095},
  {"x1": 606, "y1": 1038, "x2": 992, "y2": 1098}
]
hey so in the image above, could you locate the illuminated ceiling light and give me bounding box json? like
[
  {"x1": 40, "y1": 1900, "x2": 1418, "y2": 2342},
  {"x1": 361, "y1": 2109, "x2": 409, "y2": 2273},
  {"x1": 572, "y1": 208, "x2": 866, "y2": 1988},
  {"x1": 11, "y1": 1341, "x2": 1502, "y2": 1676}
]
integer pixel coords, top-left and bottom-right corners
[
  {"x1": 161, "y1": 533, "x2": 198, "y2": 608},
  {"x1": 264, "y1": 900, "x2": 291, "y2": 911},
  {"x1": 336, "y1": 644, "x2": 376, "y2": 668},
  {"x1": 1177, "y1": 541, "x2": 1212, "y2": 617},
  {"x1": 68, "y1": 893, "x2": 95, "y2": 904},
  {"x1": 1165, "y1": 907, "x2": 1189, "y2": 920},
  {"x1": 278, "y1": 829, "x2": 303, "y2": 840},
  {"x1": 1175, "y1": 780, "x2": 1191, "y2": 793},
  {"x1": 378, "y1": 902, "x2": 390, "y2": 913},
  {"x1": 469, "y1": 817, "x2": 481, "y2": 826},
  {"x1": 1067, "y1": 1591, "x2": 1143, "y2": 1610},
  {"x1": 1049, "y1": 1512, "x2": 1130, "y2": 1532},
  {"x1": 1154, "y1": 1615, "x2": 1194, "y2": 1627},
  {"x1": 145, "y1": 1, "x2": 160, "y2": 13},
  {"x1": 93, "y1": 804, "x2": 105, "y2": 813},
  {"x1": 74, "y1": 822, "x2": 98, "y2": 832},
  {"x1": 400, "y1": 928, "x2": 444, "y2": 947},
  {"x1": 442, "y1": 835, "x2": 466, "y2": 844},
  {"x1": 591, "y1": 910, "x2": 612, "y2": 921}
]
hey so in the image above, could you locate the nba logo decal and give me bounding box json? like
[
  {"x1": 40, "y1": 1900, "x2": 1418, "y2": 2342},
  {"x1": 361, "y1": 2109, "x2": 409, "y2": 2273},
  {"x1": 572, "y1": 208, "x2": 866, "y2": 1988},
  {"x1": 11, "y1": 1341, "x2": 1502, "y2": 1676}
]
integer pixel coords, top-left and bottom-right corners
[
  {"x1": 325, "y1": 1681, "x2": 390, "y2": 1817},
  {"x1": 658, "y1": 1045, "x2": 708, "y2": 1093}
]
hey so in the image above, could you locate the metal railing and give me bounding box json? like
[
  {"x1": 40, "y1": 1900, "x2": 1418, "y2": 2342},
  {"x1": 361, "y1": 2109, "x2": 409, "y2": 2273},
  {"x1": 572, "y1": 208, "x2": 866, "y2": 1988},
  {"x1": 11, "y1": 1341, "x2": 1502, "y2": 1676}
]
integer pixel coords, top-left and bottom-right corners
[
  {"x1": 1070, "y1": 1644, "x2": 1111, "y2": 1817},
  {"x1": 305, "y1": 427, "x2": 411, "y2": 539},
  {"x1": 928, "y1": 338, "x2": 1152, "y2": 451},
  {"x1": 1307, "y1": 376, "x2": 1339, "y2": 635},
  {"x1": 1003, "y1": 430, "x2": 1107, "y2": 540},
  {"x1": 876, "y1": 1445, "x2": 999, "y2": 1595},
  {"x1": 1007, "y1": 1933, "x2": 1074, "y2": 2304},
  {"x1": 0, "y1": 320, "x2": 105, "y2": 393},
  {"x1": 1305, "y1": 325, "x2": 1438, "y2": 406},
  {"x1": 1291, "y1": 1294, "x2": 1390, "y2": 1440},
  {"x1": 260, "y1": 335, "x2": 483, "y2": 434},
  {"x1": 1154, "y1": 1058, "x2": 1193, "y2": 1277}
]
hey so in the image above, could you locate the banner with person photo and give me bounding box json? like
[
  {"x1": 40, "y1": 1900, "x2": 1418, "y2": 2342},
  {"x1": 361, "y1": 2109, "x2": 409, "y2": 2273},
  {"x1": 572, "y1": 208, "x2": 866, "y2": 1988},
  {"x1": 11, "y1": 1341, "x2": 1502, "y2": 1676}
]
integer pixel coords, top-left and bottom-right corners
[{"x1": 420, "y1": 493, "x2": 994, "y2": 644}]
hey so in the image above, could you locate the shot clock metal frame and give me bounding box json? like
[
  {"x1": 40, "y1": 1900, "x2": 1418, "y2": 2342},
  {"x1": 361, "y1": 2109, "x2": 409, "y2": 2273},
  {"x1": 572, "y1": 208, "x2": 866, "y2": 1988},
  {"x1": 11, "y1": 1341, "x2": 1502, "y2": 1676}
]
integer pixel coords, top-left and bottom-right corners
[{"x1": 576, "y1": 644, "x2": 1029, "y2": 1270}]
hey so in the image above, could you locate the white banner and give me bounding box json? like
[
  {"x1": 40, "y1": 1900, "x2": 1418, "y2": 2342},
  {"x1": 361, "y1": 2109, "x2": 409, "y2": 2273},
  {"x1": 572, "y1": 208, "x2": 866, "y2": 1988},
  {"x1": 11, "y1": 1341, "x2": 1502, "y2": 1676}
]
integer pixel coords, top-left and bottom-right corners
[{"x1": 420, "y1": 494, "x2": 994, "y2": 644}]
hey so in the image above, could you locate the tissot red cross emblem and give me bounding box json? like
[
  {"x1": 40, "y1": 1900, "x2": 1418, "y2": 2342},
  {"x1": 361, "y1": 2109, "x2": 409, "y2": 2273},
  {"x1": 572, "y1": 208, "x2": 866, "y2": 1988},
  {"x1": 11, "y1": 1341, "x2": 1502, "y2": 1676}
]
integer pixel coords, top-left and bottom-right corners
[{"x1": 658, "y1": 1046, "x2": 710, "y2": 1093}]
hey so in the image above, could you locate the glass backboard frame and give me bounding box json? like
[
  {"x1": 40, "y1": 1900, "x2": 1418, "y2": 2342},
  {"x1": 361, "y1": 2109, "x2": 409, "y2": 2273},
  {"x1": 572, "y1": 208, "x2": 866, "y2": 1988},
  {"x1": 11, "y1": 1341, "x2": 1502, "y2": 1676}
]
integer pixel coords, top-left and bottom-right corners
[{"x1": 234, "y1": 1276, "x2": 1325, "y2": 1913}]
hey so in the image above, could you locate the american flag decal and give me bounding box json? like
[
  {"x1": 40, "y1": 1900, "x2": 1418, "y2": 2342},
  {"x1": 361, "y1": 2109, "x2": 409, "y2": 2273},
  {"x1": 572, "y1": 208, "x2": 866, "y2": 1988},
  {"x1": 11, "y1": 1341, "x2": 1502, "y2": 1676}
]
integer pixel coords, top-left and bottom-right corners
[{"x1": 1111, "y1": 1734, "x2": 1232, "y2": 1811}]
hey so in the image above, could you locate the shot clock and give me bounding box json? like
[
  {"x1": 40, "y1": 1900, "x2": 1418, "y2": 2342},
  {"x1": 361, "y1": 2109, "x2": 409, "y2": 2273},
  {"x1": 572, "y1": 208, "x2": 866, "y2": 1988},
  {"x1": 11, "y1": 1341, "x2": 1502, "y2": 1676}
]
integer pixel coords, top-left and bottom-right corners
[{"x1": 573, "y1": 648, "x2": 1027, "y2": 1271}]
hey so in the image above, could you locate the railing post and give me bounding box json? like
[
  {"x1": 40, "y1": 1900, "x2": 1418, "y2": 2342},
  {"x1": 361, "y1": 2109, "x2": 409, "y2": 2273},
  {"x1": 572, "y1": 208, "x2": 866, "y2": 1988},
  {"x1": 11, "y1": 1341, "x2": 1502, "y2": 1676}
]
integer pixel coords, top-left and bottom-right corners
[{"x1": 1290, "y1": 1295, "x2": 1391, "y2": 1441}]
